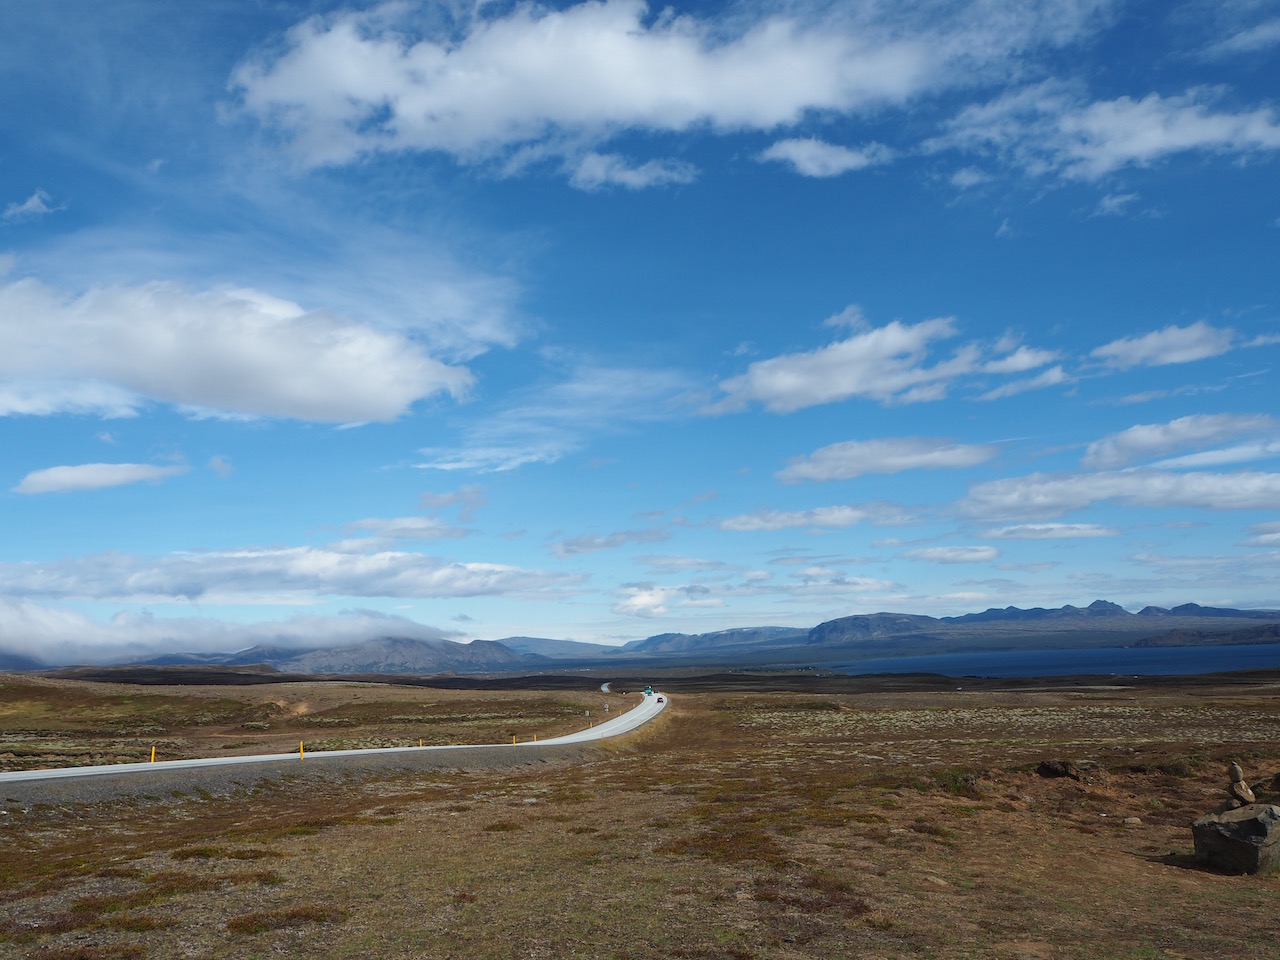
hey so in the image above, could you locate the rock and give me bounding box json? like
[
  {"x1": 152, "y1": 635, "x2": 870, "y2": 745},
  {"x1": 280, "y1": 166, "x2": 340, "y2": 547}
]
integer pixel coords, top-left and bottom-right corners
[
  {"x1": 1229, "y1": 761, "x2": 1245, "y2": 784},
  {"x1": 1231, "y1": 780, "x2": 1257, "y2": 804},
  {"x1": 1192, "y1": 803, "x2": 1280, "y2": 874},
  {"x1": 1036, "y1": 760, "x2": 1080, "y2": 781},
  {"x1": 1123, "y1": 817, "x2": 1142, "y2": 827}
]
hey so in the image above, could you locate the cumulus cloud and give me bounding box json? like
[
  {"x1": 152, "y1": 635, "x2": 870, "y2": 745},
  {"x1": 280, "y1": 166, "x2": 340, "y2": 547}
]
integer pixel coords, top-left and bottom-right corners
[
  {"x1": 963, "y1": 469, "x2": 1280, "y2": 519},
  {"x1": 0, "y1": 278, "x2": 471, "y2": 421},
  {"x1": 712, "y1": 316, "x2": 973, "y2": 412},
  {"x1": 778, "y1": 437, "x2": 997, "y2": 483},
  {"x1": 0, "y1": 600, "x2": 459, "y2": 666},
  {"x1": 719, "y1": 505, "x2": 868, "y2": 532},
  {"x1": 936, "y1": 83, "x2": 1280, "y2": 180},
  {"x1": 759, "y1": 138, "x2": 892, "y2": 177},
  {"x1": 1091, "y1": 321, "x2": 1236, "y2": 369},
  {"x1": 0, "y1": 546, "x2": 575, "y2": 604},
  {"x1": 611, "y1": 581, "x2": 722, "y2": 618},
  {"x1": 905, "y1": 545, "x2": 999, "y2": 563},
  {"x1": 232, "y1": 0, "x2": 1110, "y2": 180},
  {"x1": 712, "y1": 312, "x2": 1059, "y2": 414},
  {"x1": 1082, "y1": 413, "x2": 1277, "y2": 468},
  {"x1": 984, "y1": 522, "x2": 1120, "y2": 539},
  {"x1": 14, "y1": 462, "x2": 189, "y2": 494},
  {"x1": 3, "y1": 189, "x2": 61, "y2": 222}
]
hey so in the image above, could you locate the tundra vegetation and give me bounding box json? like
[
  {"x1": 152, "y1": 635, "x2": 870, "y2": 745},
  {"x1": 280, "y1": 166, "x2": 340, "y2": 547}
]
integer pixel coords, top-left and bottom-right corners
[{"x1": 2, "y1": 673, "x2": 1279, "y2": 959}]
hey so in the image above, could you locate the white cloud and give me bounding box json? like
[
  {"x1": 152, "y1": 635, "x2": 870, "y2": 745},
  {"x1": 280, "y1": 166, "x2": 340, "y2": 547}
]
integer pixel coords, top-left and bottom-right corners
[
  {"x1": 0, "y1": 546, "x2": 575, "y2": 604},
  {"x1": 3, "y1": 189, "x2": 61, "y2": 222},
  {"x1": 778, "y1": 436, "x2": 997, "y2": 483},
  {"x1": 985, "y1": 522, "x2": 1120, "y2": 539},
  {"x1": 905, "y1": 545, "x2": 999, "y2": 563},
  {"x1": 341, "y1": 515, "x2": 471, "y2": 545},
  {"x1": 950, "y1": 166, "x2": 991, "y2": 189},
  {"x1": 208, "y1": 455, "x2": 234, "y2": 479},
  {"x1": 712, "y1": 315, "x2": 979, "y2": 413},
  {"x1": 233, "y1": 0, "x2": 1110, "y2": 179},
  {"x1": 420, "y1": 484, "x2": 486, "y2": 521},
  {"x1": 759, "y1": 138, "x2": 893, "y2": 177},
  {"x1": 1082, "y1": 413, "x2": 1277, "y2": 468},
  {"x1": 1092, "y1": 192, "x2": 1138, "y2": 216},
  {"x1": 963, "y1": 469, "x2": 1280, "y2": 519},
  {"x1": 13, "y1": 462, "x2": 189, "y2": 494},
  {"x1": 719, "y1": 505, "x2": 867, "y2": 532},
  {"x1": 1244, "y1": 521, "x2": 1280, "y2": 547},
  {"x1": 1154, "y1": 440, "x2": 1280, "y2": 469},
  {"x1": 1205, "y1": 18, "x2": 1280, "y2": 57},
  {"x1": 611, "y1": 581, "x2": 721, "y2": 618},
  {"x1": 0, "y1": 600, "x2": 459, "y2": 666},
  {"x1": 568, "y1": 152, "x2": 697, "y2": 190},
  {"x1": 937, "y1": 84, "x2": 1280, "y2": 180},
  {"x1": 1091, "y1": 321, "x2": 1235, "y2": 369},
  {"x1": 0, "y1": 278, "x2": 472, "y2": 421},
  {"x1": 555, "y1": 526, "x2": 671, "y2": 557},
  {"x1": 980, "y1": 344, "x2": 1059, "y2": 374},
  {"x1": 978, "y1": 365, "x2": 1068, "y2": 400},
  {"x1": 418, "y1": 362, "x2": 693, "y2": 472}
]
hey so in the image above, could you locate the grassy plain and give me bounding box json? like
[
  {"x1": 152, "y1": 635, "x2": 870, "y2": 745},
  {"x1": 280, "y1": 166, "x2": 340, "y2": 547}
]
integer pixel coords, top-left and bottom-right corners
[{"x1": 3, "y1": 672, "x2": 1280, "y2": 959}]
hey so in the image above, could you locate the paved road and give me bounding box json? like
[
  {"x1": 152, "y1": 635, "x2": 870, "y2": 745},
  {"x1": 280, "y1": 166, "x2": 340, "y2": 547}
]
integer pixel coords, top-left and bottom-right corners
[{"x1": 0, "y1": 690, "x2": 666, "y2": 785}]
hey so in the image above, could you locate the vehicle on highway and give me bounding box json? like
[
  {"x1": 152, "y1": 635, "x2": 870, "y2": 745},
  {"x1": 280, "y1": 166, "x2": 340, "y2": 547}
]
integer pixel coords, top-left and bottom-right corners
[{"x1": 656, "y1": 696, "x2": 664, "y2": 703}]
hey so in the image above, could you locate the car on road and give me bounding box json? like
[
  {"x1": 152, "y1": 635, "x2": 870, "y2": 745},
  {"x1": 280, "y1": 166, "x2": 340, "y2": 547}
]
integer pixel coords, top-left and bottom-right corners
[{"x1": 656, "y1": 696, "x2": 664, "y2": 703}]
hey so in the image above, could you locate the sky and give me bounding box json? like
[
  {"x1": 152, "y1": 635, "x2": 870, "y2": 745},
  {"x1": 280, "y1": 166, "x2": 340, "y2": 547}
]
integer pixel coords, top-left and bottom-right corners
[{"x1": 1, "y1": 0, "x2": 1279, "y2": 665}]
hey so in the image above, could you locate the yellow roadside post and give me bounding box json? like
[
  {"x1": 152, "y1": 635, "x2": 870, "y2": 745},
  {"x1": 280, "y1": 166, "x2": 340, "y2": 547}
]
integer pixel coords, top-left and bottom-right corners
[
  {"x1": 300, "y1": 741, "x2": 305, "y2": 760},
  {"x1": 150, "y1": 746, "x2": 155, "y2": 763}
]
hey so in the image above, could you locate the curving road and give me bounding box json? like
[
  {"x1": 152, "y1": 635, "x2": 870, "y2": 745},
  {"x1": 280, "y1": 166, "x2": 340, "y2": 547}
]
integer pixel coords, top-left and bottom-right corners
[{"x1": 0, "y1": 690, "x2": 666, "y2": 785}]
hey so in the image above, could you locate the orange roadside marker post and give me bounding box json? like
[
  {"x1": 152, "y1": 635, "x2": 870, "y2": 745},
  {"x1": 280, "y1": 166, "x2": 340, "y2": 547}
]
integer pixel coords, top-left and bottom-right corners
[
  {"x1": 300, "y1": 741, "x2": 305, "y2": 759},
  {"x1": 150, "y1": 746, "x2": 155, "y2": 763}
]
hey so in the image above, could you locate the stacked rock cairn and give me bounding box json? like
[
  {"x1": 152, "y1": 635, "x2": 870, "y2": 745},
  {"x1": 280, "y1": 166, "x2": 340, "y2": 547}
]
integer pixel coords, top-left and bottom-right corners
[{"x1": 1228, "y1": 760, "x2": 1256, "y2": 807}]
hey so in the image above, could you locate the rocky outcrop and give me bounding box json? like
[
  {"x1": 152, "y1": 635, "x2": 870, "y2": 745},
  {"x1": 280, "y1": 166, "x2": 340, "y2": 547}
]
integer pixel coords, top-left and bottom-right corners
[{"x1": 1192, "y1": 804, "x2": 1280, "y2": 874}]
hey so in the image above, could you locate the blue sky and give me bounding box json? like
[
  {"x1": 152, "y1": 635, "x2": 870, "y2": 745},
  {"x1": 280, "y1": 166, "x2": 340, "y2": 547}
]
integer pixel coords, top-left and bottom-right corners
[{"x1": 2, "y1": 0, "x2": 1279, "y2": 664}]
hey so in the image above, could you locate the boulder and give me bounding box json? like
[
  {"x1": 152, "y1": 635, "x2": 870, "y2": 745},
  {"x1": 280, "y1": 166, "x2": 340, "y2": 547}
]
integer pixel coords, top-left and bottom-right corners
[
  {"x1": 1192, "y1": 804, "x2": 1280, "y2": 874},
  {"x1": 1036, "y1": 759, "x2": 1080, "y2": 781}
]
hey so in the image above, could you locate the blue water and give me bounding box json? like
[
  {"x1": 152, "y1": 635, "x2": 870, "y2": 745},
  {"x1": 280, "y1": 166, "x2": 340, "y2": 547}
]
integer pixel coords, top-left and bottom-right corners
[{"x1": 827, "y1": 643, "x2": 1280, "y2": 679}]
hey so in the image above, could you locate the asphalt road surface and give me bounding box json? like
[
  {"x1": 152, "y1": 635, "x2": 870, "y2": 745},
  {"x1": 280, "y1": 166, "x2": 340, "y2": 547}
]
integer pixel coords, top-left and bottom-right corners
[{"x1": 0, "y1": 689, "x2": 666, "y2": 786}]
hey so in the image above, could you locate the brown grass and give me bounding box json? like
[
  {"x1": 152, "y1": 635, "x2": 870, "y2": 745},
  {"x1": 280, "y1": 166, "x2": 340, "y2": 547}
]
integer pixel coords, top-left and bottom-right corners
[{"x1": 3, "y1": 676, "x2": 1280, "y2": 959}]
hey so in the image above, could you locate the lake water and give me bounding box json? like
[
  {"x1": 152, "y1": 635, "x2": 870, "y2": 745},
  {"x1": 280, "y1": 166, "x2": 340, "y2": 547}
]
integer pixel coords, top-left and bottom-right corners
[{"x1": 827, "y1": 643, "x2": 1280, "y2": 679}]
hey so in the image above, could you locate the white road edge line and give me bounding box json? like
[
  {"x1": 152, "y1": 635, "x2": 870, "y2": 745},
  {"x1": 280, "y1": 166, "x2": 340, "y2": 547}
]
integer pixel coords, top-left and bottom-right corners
[{"x1": 0, "y1": 690, "x2": 667, "y2": 784}]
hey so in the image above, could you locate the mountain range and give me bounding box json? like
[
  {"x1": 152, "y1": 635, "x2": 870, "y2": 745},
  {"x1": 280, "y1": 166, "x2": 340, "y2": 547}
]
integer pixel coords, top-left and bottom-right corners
[{"x1": 10, "y1": 600, "x2": 1280, "y2": 675}]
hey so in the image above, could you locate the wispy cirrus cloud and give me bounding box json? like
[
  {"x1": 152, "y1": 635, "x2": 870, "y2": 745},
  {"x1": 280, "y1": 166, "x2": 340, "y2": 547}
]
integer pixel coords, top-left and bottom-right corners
[
  {"x1": 935, "y1": 83, "x2": 1280, "y2": 180},
  {"x1": 1082, "y1": 413, "x2": 1278, "y2": 468},
  {"x1": 905, "y1": 545, "x2": 999, "y2": 563},
  {"x1": 985, "y1": 522, "x2": 1120, "y2": 539},
  {"x1": 719, "y1": 505, "x2": 870, "y2": 532},
  {"x1": 14, "y1": 462, "x2": 189, "y2": 494},
  {"x1": 778, "y1": 436, "x2": 998, "y2": 483},
  {"x1": 1091, "y1": 321, "x2": 1237, "y2": 369},
  {"x1": 963, "y1": 469, "x2": 1280, "y2": 519},
  {"x1": 3, "y1": 188, "x2": 61, "y2": 222}
]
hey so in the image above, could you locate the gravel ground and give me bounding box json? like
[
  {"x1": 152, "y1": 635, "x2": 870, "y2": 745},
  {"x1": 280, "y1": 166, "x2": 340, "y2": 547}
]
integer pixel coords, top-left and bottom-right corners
[{"x1": 0, "y1": 742, "x2": 596, "y2": 807}]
